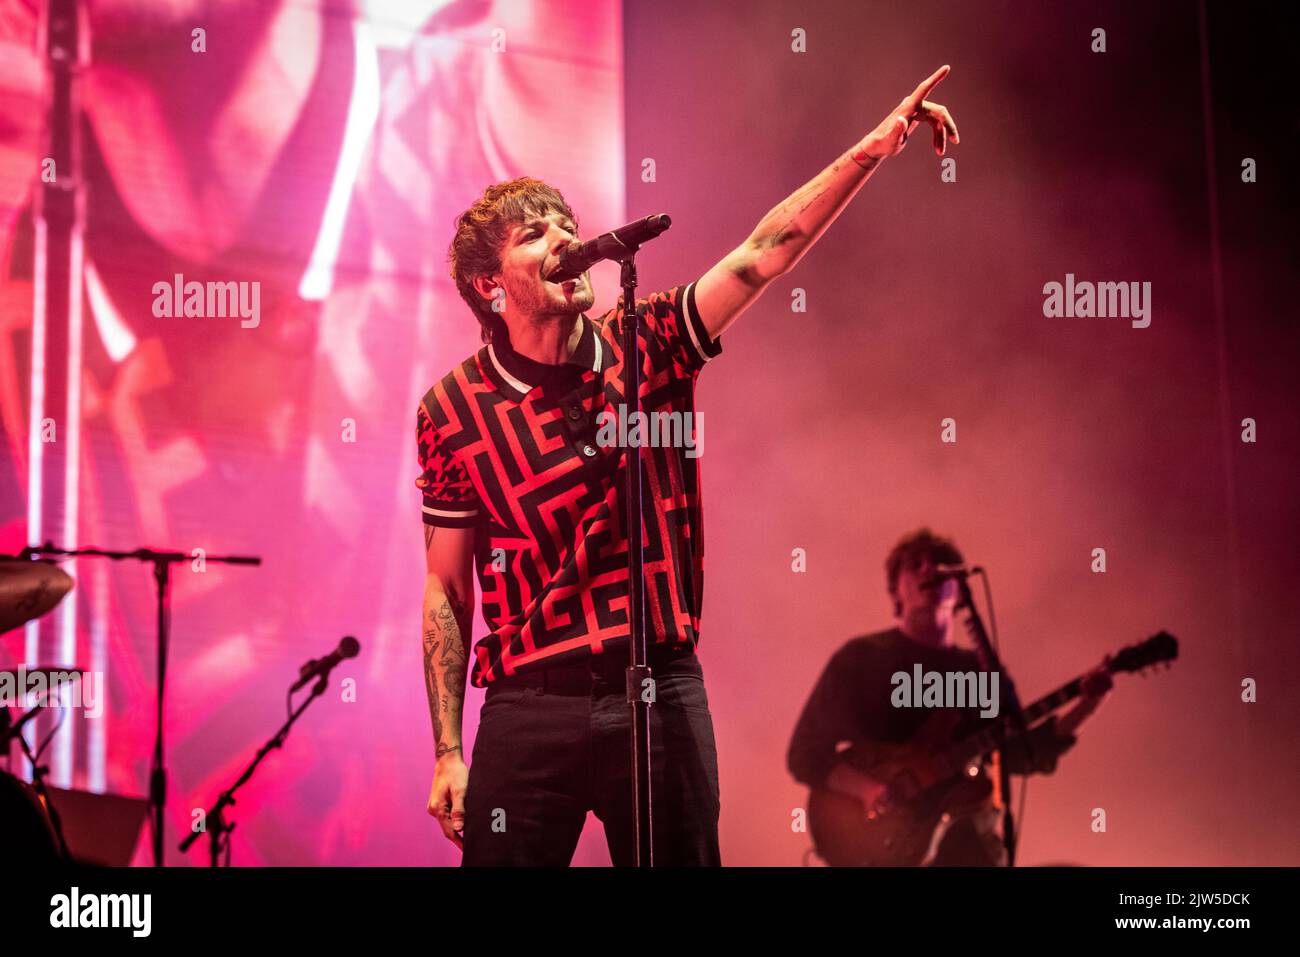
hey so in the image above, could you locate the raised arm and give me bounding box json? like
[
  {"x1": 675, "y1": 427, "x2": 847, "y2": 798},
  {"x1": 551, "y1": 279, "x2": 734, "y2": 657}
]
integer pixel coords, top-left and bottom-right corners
[
  {"x1": 695, "y1": 65, "x2": 959, "y2": 340},
  {"x1": 423, "y1": 522, "x2": 477, "y2": 848}
]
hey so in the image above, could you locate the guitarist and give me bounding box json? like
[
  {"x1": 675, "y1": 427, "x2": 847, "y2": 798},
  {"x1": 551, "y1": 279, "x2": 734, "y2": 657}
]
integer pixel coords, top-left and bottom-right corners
[{"x1": 787, "y1": 528, "x2": 1113, "y2": 865}]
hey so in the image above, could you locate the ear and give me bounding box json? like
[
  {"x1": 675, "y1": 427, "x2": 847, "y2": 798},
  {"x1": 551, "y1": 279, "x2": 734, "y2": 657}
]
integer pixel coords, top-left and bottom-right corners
[{"x1": 471, "y1": 274, "x2": 500, "y2": 305}]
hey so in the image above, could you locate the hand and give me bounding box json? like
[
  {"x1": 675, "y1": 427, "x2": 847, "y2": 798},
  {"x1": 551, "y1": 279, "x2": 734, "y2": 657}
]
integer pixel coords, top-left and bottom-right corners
[
  {"x1": 427, "y1": 751, "x2": 469, "y2": 849},
  {"x1": 1081, "y1": 667, "x2": 1114, "y2": 700},
  {"x1": 857, "y1": 64, "x2": 960, "y2": 161},
  {"x1": 1025, "y1": 717, "x2": 1077, "y2": 775},
  {"x1": 1001, "y1": 717, "x2": 1076, "y2": 775}
]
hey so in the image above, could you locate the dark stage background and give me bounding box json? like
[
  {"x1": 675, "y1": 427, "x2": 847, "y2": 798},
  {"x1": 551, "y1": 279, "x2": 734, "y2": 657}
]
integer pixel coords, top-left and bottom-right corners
[
  {"x1": 2, "y1": 0, "x2": 1297, "y2": 866},
  {"x1": 623, "y1": 0, "x2": 1299, "y2": 866}
]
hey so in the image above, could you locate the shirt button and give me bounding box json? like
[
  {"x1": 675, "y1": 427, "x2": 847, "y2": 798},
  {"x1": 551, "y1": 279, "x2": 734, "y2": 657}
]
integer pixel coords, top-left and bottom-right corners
[{"x1": 582, "y1": 444, "x2": 597, "y2": 457}]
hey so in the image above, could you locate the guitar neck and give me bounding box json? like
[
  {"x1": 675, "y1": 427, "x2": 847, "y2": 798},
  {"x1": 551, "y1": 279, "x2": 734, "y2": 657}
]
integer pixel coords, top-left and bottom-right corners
[
  {"x1": 875, "y1": 631, "x2": 1176, "y2": 795},
  {"x1": 933, "y1": 672, "x2": 1090, "y2": 779}
]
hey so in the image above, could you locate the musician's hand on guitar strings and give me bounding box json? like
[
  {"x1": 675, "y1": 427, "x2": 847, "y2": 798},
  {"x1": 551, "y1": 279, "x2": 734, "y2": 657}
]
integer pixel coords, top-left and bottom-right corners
[{"x1": 1055, "y1": 668, "x2": 1113, "y2": 738}]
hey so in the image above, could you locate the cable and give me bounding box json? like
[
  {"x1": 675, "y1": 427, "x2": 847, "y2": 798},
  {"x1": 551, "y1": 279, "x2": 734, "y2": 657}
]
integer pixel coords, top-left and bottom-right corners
[
  {"x1": 1016, "y1": 774, "x2": 1029, "y2": 847},
  {"x1": 32, "y1": 707, "x2": 67, "y2": 765},
  {"x1": 976, "y1": 567, "x2": 999, "y2": 653}
]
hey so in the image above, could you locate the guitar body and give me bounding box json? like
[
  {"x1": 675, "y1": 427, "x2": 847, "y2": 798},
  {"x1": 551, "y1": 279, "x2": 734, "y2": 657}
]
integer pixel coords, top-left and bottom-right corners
[
  {"x1": 804, "y1": 630, "x2": 1179, "y2": 866},
  {"x1": 808, "y1": 778, "x2": 990, "y2": 867},
  {"x1": 807, "y1": 709, "x2": 993, "y2": 867}
]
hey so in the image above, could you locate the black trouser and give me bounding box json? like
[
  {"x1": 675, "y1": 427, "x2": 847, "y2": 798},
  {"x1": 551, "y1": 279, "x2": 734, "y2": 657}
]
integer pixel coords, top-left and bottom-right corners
[{"x1": 462, "y1": 650, "x2": 721, "y2": 866}]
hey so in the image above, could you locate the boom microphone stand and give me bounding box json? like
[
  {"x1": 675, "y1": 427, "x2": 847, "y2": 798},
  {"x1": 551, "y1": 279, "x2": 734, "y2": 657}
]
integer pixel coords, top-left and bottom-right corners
[
  {"x1": 179, "y1": 659, "x2": 342, "y2": 866},
  {"x1": 21, "y1": 542, "x2": 261, "y2": 866}
]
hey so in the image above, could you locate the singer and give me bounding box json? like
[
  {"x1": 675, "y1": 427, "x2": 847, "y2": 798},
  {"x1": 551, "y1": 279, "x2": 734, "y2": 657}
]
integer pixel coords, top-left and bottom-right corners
[{"x1": 418, "y1": 67, "x2": 963, "y2": 866}]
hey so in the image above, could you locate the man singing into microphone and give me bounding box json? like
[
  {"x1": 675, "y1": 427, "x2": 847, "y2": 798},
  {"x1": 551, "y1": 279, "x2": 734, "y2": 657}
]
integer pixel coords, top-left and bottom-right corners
[{"x1": 418, "y1": 67, "x2": 962, "y2": 865}]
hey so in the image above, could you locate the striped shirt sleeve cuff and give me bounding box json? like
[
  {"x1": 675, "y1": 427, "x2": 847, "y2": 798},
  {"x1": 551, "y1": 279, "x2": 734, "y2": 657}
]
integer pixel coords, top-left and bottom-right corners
[
  {"x1": 681, "y1": 280, "x2": 723, "y2": 365},
  {"x1": 421, "y1": 499, "x2": 479, "y2": 528}
]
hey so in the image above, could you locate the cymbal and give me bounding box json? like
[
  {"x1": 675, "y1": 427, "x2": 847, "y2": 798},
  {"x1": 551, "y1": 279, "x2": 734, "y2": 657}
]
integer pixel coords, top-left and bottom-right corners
[{"x1": 0, "y1": 560, "x2": 74, "y2": 636}]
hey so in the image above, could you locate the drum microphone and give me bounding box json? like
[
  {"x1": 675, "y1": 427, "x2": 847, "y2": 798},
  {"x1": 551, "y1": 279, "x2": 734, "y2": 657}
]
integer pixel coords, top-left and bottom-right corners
[{"x1": 291, "y1": 636, "x2": 360, "y2": 692}]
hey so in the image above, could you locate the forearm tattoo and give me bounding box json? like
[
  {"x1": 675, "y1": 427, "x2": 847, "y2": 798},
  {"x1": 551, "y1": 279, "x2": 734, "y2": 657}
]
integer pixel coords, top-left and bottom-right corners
[
  {"x1": 423, "y1": 538, "x2": 470, "y2": 753},
  {"x1": 849, "y1": 146, "x2": 882, "y2": 172}
]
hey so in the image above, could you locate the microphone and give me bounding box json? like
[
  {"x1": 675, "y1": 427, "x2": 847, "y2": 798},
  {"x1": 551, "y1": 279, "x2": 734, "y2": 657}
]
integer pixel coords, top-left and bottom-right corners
[
  {"x1": 921, "y1": 565, "x2": 981, "y2": 589},
  {"x1": 547, "y1": 214, "x2": 672, "y2": 282},
  {"x1": 291, "y1": 636, "x2": 360, "y2": 692},
  {"x1": 933, "y1": 564, "x2": 977, "y2": 578}
]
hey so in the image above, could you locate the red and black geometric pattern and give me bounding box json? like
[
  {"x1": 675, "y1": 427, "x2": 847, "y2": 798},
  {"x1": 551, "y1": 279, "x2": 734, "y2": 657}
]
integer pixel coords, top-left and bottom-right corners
[{"x1": 416, "y1": 281, "x2": 721, "y2": 687}]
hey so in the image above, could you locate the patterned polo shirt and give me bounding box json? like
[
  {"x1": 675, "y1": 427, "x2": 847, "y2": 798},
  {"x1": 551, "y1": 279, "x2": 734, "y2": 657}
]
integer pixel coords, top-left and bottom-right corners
[{"x1": 416, "y1": 281, "x2": 722, "y2": 687}]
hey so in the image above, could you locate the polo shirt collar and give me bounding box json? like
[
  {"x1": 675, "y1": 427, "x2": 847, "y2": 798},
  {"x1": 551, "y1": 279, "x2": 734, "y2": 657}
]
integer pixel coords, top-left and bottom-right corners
[{"x1": 486, "y1": 315, "x2": 605, "y2": 399}]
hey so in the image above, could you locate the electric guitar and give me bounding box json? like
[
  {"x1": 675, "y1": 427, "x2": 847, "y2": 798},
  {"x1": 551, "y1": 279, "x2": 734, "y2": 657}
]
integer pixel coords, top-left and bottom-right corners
[{"x1": 806, "y1": 631, "x2": 1178, "y2": 866}]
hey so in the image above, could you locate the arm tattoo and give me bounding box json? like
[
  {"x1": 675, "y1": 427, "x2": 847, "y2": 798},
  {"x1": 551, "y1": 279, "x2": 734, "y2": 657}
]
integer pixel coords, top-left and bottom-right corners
[
  {"x1": 423, "y1": 628, "x2": 442, "y2": 744},
  {"x1": 849, "y1": 147, "x2": 882, "y2": 172},
  {"x1": 424, "y1": 591, "x2": 471, "y2": 751}
]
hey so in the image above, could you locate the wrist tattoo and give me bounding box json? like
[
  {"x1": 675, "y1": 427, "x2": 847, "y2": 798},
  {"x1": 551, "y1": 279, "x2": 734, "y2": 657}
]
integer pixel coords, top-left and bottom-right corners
[{"x1": 850, "y1": 146, "x2": 882, "y2": 172}]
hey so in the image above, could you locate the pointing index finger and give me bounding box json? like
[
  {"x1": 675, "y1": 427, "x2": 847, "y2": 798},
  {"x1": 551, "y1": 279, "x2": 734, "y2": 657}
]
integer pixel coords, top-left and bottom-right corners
[{"x1": 906, "y1": 64, "x2": 950, "y2": 113}]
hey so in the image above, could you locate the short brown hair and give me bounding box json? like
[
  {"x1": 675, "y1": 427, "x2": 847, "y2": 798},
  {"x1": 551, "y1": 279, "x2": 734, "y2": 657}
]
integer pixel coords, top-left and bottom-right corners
[
  {"x1": 447, "y1": 178, "x2": 577, "y2": 343},
  {"x1": 885, "y1": 528, "x2": 964, "y2": 613}
]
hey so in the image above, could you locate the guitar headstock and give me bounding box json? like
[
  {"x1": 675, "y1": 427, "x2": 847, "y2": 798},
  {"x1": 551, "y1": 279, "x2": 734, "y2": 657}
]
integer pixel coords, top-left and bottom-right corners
[{"x1": 1106, "y1": 630, "x2": 1179, "y2": 676}]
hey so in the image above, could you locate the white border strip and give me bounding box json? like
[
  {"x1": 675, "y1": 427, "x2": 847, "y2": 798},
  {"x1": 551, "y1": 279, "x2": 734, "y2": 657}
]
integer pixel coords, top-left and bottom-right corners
[
  {"x1": 680, "y1": 281, "x2": 714, "y2": 363},
  {"x1": 487, "y1": 341, "x2": 534, "y2": 394}
]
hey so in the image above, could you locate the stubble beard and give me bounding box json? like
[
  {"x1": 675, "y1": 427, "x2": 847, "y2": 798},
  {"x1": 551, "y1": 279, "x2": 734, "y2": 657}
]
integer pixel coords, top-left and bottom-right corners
[{"x1": 504, "y1": 271, "x2": 594, "y2": 324}]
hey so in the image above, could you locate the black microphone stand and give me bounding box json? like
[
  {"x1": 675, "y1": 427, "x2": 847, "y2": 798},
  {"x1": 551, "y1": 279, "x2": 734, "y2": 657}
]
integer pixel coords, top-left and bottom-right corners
[
  {"x1": 551, "y1": 214, "x2": 671, "y2": 866},
  {"x1": 619, "y1": 251, "x2": 653, "y2": 867},
  {"x1": 20, "y1": 542, "x2": 261, "y2": 866},
  {"x1": 179, "y1": 669, "x2": 335, "y2": 866},
  {"x1": 954, "y1": 571, "x2": 1031, "y2": 867}
]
